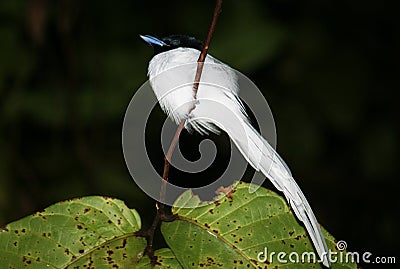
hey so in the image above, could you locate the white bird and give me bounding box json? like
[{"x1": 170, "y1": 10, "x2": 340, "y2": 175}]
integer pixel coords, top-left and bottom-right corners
[{"x1": 141, "y1": 34, "x2": 330, "y2": 267}]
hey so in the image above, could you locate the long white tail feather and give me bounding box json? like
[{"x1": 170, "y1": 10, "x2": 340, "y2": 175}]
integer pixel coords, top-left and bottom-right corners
[
  {"x1": 193, "y1": 116, "x2": 330, "y2": 267},
  {"x1": 148, "y1": 47, "x2": 330, "y2": 267}
]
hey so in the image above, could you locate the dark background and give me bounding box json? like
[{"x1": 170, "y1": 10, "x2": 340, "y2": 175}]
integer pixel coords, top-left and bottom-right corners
[{"x1": 0, "y1": 1, "x2": 398, "y2": 268}]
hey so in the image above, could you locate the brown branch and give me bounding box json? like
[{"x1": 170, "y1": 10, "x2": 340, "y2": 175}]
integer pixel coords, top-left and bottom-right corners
[
  {"x1": 191, "y1": 0, "x2": 223, "y2": 98},
  {"x1": 139, "y1": 2, "x2": 223, "y2": 266},
  {"x1": 160, "y1": 0, "x2": 223, "y2": 203}
]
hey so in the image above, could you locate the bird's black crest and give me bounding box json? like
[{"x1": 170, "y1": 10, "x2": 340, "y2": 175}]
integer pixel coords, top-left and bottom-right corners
[{"x1": 157, "y1": 35, "x2": 204, "y2": 54}]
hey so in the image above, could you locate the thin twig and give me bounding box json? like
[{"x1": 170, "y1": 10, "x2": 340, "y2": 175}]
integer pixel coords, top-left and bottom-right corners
[
  {"x1": 191, "y1": 0, "x2": 223, "y2": 98},
  {"x1": 160, "y1": 0, "x2": 223, "y2": 203},
  {"x1": 139, "y1": 1, "x2": 223, "y2": 265},
  {"x1": 139, "y1": 212, "x2": 160, "y2": 260}
]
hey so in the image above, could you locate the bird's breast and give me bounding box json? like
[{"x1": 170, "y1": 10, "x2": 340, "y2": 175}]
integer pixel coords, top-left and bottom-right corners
[{"x1": 148, "y1": 48, "x2": 243, "y2": 129}]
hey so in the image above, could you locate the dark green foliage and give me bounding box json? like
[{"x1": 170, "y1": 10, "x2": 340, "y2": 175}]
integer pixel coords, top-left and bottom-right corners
[{"x1": 0, "y1": 184, "x2": 357, "y2": 268}]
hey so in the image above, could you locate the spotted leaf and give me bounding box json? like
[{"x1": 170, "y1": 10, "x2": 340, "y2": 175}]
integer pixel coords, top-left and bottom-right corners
[
  {"x1": 0, "y1": 196, "x2": 148, "y2": 268},
  {"x1": 162, "y1": 182, "x2": 357, "y2": 268}
]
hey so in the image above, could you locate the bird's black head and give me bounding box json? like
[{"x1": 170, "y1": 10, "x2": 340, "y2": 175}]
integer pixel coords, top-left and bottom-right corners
[{"x1": 140, "y1": 34, "x2": 203, "y2": 55}]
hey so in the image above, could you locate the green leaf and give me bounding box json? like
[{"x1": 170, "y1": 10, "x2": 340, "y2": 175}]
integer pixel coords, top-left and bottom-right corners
[
  {"x1": 162, "y1": 182, "x2": 357, "y2": 268},
  {"x1": 0, "y1": 196, "x2": 146, "y2": 268},
  {"x1": 137, "y1": 248, "x2": 183, "y2": 269}
]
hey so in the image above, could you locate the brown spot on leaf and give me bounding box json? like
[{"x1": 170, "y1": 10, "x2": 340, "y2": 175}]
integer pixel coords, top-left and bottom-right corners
[
  {"x1": 116, "y1": 238, "x2": 127, "y2": 249},
  {"x1": 215, "y1": 184, "x2": 235, "y2": 197},
  {"x1": 250, "y1": 259, "x2": 258, "y2": 265}
]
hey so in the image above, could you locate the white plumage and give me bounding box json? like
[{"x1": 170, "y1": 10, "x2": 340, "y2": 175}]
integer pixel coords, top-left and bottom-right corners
[{"x1": 148, "y1": 47, "x2": 330, "y2": 267}]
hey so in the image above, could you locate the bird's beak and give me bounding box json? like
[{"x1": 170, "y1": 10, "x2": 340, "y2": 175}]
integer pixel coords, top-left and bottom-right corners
[{"x1": 139, "y1": 35, "x2": 168, "y2": 47}]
